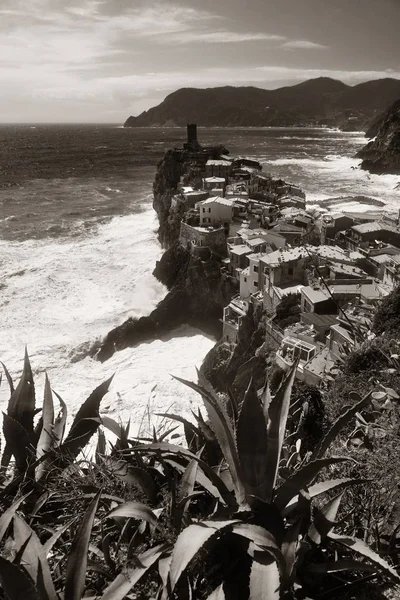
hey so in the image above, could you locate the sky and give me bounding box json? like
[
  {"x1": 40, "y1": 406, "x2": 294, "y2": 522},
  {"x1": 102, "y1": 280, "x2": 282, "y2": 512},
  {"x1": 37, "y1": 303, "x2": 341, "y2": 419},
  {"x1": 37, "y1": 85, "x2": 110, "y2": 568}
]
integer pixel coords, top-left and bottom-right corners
[{"x1": 1, "y1": 0, "x2": 400, "y2": 123}]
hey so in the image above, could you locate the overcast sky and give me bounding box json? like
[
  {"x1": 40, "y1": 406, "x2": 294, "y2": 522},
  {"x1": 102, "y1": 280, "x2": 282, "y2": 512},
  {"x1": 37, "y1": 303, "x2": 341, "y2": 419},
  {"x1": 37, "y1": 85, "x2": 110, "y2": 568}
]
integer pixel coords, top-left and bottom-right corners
[{"x1": 1, "y1": 0, "x2": 399, "y2": 123}]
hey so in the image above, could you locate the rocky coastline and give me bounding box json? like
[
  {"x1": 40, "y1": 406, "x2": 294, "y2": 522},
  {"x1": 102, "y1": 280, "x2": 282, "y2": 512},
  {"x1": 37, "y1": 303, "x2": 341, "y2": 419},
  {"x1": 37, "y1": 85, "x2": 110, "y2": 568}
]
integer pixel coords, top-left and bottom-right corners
[{"x1": 357, "y1": 99, "x2": 400, "y2": 175}]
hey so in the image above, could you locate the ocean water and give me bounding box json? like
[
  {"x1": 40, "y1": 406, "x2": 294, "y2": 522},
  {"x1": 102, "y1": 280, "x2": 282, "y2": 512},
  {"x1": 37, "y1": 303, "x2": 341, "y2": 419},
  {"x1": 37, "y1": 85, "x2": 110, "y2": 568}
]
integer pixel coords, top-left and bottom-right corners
[{"x1": 0, "y1": 125, "x2": 398, "y2": 436}]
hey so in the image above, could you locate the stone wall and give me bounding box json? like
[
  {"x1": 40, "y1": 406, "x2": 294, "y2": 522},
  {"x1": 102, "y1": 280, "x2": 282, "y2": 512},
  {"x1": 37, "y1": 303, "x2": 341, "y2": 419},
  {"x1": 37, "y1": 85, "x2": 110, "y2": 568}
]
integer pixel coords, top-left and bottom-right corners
[{"x1": 179, "y1": 222, "x2": 227, "y2": 257}]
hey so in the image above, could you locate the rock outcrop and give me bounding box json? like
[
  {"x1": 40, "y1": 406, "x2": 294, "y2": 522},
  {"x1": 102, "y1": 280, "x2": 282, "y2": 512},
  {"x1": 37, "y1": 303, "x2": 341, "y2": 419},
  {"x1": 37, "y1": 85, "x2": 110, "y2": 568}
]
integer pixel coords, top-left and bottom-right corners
[
  {"x1": 357, "y1": 99, "x2": 400, "y2": 174},
  {"x1": 97, "y1": 243, "x2": 237, "y2": 362}
]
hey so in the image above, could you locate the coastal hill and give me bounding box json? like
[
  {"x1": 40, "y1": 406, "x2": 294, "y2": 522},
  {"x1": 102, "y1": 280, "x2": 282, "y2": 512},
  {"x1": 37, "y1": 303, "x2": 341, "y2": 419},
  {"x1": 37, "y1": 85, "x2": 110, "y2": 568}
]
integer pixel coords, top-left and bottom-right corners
[
  {"x1": 357, "y1": 98, "x2": 400, "y2": 174},
  {"x1": 124, "y1": 77, "x2": 400, "y2": 130}
]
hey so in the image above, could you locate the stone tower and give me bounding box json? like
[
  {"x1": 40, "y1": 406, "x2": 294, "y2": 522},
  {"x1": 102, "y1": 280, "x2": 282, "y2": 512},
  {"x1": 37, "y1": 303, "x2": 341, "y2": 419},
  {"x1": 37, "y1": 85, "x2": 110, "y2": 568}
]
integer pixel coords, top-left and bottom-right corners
[{"x1": 186, "y1": 123, "x2": 201, "y2": 151}]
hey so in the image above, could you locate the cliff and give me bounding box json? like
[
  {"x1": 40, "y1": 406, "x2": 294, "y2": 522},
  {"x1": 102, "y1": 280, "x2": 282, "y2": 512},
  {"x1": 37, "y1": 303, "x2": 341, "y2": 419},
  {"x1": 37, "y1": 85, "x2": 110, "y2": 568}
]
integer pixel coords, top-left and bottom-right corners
[
  {"x1": 124, "y1": 77, "x2": 400, "y2": 130},
  {"x1": 357, "y1": 99, "x2": 400, "y2": 174},
  {"x1": 97, "y1": 243, "x2": 237, "y2": 362}
]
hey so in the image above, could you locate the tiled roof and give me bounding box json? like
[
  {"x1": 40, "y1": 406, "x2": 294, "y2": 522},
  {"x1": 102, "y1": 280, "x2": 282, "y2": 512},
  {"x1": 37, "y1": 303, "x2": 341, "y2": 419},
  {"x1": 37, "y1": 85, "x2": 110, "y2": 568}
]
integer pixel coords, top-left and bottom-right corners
[
  {"x1": 229, "y1": 245, "x2": 252, "y2": 256},
  {"x1": 206, "y1": 159, "x2": 231, "y2": 166},
  {"x1": 352, "y1": 221, "x2": 398, "y2": 234},
  {"x1": 200, "y1": 196, "x2": 234, "y2": 207},
  {"x1": 301, "y1": 286, "x2": 330, "y2": 304}
]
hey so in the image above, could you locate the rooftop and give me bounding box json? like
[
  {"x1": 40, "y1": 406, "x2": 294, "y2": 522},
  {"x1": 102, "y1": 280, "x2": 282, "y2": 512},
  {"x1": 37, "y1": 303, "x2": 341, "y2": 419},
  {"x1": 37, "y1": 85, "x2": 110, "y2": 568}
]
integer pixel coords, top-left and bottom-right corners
[
  {"x1": 352, "y1": 221, "x2": 399, "y2": 234},
  {"x1": 204, "y1": 176, "x2": 226, "y2": 183},
  {"x1": 260, "y1": 246, "x2": 307, "y2": 266},
  {"x1": 246, "y1": 237, "x2": 268, "y2": 247},
  {"x1": 301, "y1": 286, "x2": 330, "y2": 304},
  {"x1": 301, "y1": 313, "x2": 338, "y2": 329},
  {"x1": 200, "y1": 196, "x2": 234, "y2": 207},
  {"x1": 206, "y1": 159, "x2": 231, "y2": 167},
  {"x1": 229, "y1": 244, "x2": 253, "y2": 256}
]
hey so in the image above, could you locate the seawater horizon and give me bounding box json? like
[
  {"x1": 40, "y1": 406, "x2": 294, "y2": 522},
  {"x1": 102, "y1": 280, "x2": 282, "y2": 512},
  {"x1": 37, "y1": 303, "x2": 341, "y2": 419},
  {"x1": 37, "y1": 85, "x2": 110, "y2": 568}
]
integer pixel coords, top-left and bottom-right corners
[{"x1": 0, "y1": 125, "x2": 398, "y2": 435}]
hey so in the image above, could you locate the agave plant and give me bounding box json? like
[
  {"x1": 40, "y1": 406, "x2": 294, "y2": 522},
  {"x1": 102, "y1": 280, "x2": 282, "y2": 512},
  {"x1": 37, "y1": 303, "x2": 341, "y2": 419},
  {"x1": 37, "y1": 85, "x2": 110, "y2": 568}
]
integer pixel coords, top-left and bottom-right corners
[
  {"x1": 127, "y1": 364, "x2": 400, "y2": 599},
  {"x1": 0, "y1": 350, "x2": 113, "y2": 494}
]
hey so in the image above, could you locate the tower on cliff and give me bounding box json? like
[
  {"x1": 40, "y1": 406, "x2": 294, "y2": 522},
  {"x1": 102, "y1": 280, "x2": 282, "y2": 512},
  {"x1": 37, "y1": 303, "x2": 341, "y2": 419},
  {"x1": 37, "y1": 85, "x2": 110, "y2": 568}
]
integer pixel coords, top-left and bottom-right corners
[{"x1": 185, "y1": 123, "x2": 201, "y2": 151}]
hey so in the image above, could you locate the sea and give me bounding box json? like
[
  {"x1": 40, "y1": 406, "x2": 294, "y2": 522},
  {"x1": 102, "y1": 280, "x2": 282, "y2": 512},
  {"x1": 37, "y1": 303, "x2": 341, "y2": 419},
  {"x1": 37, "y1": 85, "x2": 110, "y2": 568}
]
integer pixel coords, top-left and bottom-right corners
[{"x1": 0, "y1": 125, "x2": 399, "y2": 437}]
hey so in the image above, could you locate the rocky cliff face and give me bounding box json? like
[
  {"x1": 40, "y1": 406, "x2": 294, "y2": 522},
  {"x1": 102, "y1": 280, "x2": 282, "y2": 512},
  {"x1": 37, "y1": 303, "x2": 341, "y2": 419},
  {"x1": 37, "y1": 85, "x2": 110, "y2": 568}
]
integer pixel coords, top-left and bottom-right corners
[
  {"x1": 357, "y1": 99, "x2": 400, "y2": 174},
  {"x1": 97, "y1": 243, "x2": 237, "y2": 362},
  {"x1": 152, "y1": 150, "x2": 183, "y2": 247}
]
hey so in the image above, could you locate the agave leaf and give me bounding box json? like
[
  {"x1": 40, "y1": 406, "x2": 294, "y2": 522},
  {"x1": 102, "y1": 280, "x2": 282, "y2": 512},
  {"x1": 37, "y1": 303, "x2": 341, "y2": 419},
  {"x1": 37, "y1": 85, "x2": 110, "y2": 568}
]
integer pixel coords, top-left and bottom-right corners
[
  {"x1": 328, "y1": 532, "x2": 400, "y2": 581},
  {"x1": 103, "y1": 458, "x2": 159, "y2": 504},
  {"x1": 311, "y1": 392, "x2": 372, "y2": 461},
  {"x1": 43, "y1": 518, "x2": 78, "y2": 557},
  {"x1": 231, "y1": 524, "x2": 280, "y2": 554},
  {"x1": 179, "y1": 459, "x2": 198, "y2": 503},
  {"x1": 52, "y1": 391, "x2": 67, "y2": 446},
  {"x1": 173, "y1": 373, "x2": 246, "y2": 506},
  {"x1": 13, "y1": 514, "x2": 57, "y2": 600},
  {"x1": 107, "y1": 502, "x2": 159, "y2": 528},
  {"x1": 64, "y1": 489, "x2": 101, "y2": 600},
  {"x1": 0, "y1": 362, "x2": 14, "y2": 394},
  {"x1": 236, "y1": 378, "x2": 269, "y2": 502},
  {"x1": 308, "y1": 493, "x2": 344, "y2": 545},
  {"x1": 156, "y1": 413, "x2": 200, "y2": 440},
  {"x1": 36, "y1": 374, "x2": 55, "y2": 481},
  {"x1": 308, "y1": 478, "x2": 364, "y2": 498},
  {"x1": 61, "y1": 376, "x2": 113, "y2": 460},
  {"x1": 206, "y1": 584, "x2": 225, "y2": 599},
  {"x1": 7, "y1": 349, "x2": 35, "y2": 435},
  {"x1": 274, "y1": 457, "x2": 351, "y2": 511},
  {"x1": 0, "y1": 556, "x2": 40, "y2": 600},
  {"x1": 281, "y1": 518, "x2": 302, "y2": 587},
  {"x1": 101, "y1": 543, "x2": 169, "y2": 600},
  {"x1": 96, "y1": 428, "x2": 106, "y2": 463},
  {"x1": 164, "y1": 456, "x2": 232, "y2": 505},
  {"x1": 2, "y1": 413, "x2": 32, "y2": 472},
  {"x1": 101, "y1": 415, "x2": 125, "y2": 439},
  {"x1": 249, "y1": 551, "x2": 280, "y2": 600},
  {"x1": 264, "y1": 361, "x2": 297, "y2": 502},
  {"x1": 136, "y1": 442, "x2": 236, "y2": 506},
  {"x1": 0, "y1": 491, "x2": 31, "y2": 544},
  {"x1": 305, "y1": 559, "x2": 378, "y2": 574},
  {"x1": 169, "y1": 520, "x2": 239, "y2": 592}
]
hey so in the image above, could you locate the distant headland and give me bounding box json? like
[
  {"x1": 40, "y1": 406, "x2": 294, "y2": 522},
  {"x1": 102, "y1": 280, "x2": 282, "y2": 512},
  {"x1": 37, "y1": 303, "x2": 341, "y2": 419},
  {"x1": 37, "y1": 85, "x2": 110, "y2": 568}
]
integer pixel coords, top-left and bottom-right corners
[{"x1": 124, "y1": 77, "x2": 400, "y2": 131}]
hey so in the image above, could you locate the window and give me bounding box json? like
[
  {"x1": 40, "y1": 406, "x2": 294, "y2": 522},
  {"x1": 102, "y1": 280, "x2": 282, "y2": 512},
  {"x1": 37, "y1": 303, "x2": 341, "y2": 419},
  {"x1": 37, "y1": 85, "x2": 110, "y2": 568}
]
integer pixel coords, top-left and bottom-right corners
[
  {"x1": 253, "y1": 281, "x2": 258, "y2": 287},
  {"x1": 253, "y1": 265, "x2": 258, "y2": 273},
  {"x1": 208, "y1": 208, "x2": 211, "y2": 213},
  {"x1": 244, "y1": 277, "x2": 247, "y2": 283},
  {"x1": 202, "y1": 208, "x2": 206, "y2": 213},
  {"x1": 288, "y1": 266, "x2": 294, "y2": 276}
]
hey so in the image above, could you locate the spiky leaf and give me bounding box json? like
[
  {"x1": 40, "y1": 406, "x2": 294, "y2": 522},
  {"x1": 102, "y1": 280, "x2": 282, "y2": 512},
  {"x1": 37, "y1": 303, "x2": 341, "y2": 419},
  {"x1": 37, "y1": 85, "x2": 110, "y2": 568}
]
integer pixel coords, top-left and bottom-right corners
[
  {"x1": 169, "y1": 521, "x2": 239, "y2": 592},
  {"x1": 311, "y1": 392, "x2": 372, "y2": 460},
  {"x1": 249, "y1": 551, "x2": 280, "y2": 600},
  {"x1": 101, "y1": 543, "x2": 169, "y2": 600},
  {"x1": 173, "y1": 373, "x2": 246, "y2": 506},
  {"x1": 274, "y1": 457, "x2": 350, "y2": 511},
  {"x1": 236, "y1": 379, "x2": 269, "y2": 502},
  {"x1": 36, "y1": 374, "x2": 54, "y2": 481},
  {"x1": 0, "y1": 492, "x2": 31, "y2": 544},
  {"x1": 7, "y1": 349, "x2": 35, "y2": 434},
  {"x1": 264, "y1": 361, "x2": 297, "y2": 502},
  {"x1": 0, "y1": 556, "x2": 40, "y2": 600},
  {"x1": 2, "y1": 414, "x2": 32, "y2": 472},
  {"x1": 107, "y1": 502, "x2": 158, "y2": 528},
  {"x1": 13, "y1": 514, "x2": 57, "y2": 600},
  {"x1": 52, "y1": 391, "x2": 67, "y2": 446},
  {"x1": 61, "y1": 376, "x2": 113, "y2": 460},
  {"x1": 64, "y1": 489, "x2": 101, "y2": 600},
  {"x1": 328, "y1": 532, "x2": 400, "y2": 581},
  {"x1": 308, "y1": 493, "x2": 344, "y2": 545}
]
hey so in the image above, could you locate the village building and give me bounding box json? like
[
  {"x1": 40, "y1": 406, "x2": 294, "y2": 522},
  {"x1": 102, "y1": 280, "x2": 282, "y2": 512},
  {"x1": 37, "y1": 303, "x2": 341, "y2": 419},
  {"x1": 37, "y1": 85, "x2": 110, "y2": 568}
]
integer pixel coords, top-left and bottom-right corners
[
  {"x1": 340, "y1": 221, "x2": 400, "y2": 251},
  {"x1": 202, "y1": 176, "x2": 226, "y2": 193},
  {"x1": 205, "y1": 159, "x2": 232, "y2": 178},
  {"x1": 197, "y1": 196, "x2": 234, "y2": 229},
  {"x1": 320, "y1": 212, "x2": 354, "y2": 244}
]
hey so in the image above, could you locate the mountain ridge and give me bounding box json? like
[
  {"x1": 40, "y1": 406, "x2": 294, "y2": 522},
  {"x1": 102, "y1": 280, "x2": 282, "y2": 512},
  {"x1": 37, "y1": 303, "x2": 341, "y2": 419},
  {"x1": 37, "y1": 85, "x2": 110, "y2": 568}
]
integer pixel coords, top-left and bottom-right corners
[{"x1": 124, "y1": 77, "x2": 400, "y2": 130}]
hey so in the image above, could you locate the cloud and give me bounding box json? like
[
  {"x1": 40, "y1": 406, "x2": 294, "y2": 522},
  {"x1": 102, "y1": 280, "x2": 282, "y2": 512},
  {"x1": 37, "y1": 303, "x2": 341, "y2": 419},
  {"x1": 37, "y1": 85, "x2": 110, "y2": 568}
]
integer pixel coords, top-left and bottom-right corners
[
  {"x1": 166, "y1": 31, "x2": 285, "y2": 44},
  {"x1": 281, "y1": 40, "x2": 329, "y2": 50}
]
